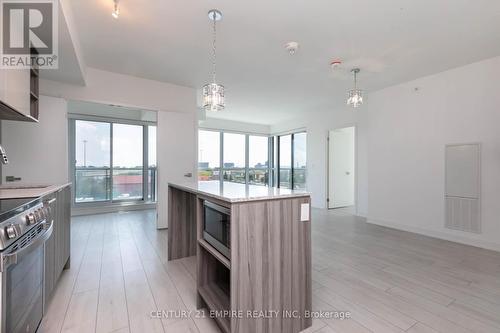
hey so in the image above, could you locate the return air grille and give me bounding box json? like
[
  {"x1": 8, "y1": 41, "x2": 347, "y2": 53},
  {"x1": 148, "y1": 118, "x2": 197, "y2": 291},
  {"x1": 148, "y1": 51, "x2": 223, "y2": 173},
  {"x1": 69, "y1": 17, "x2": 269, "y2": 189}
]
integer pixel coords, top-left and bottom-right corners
[
  {"x1": 444, "y1": 144, "x2": 481, "y2": 234},
  {"x1": 445, "y1": 197, "x2": 480, "y2": 233}
]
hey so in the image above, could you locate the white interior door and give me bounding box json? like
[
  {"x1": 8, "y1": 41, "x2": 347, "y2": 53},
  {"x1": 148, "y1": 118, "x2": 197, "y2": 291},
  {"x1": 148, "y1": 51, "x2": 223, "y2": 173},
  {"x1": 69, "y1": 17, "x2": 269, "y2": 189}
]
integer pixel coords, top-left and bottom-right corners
[{"x1": 328, "y1": 127, "x2": 355, "y2": 209}]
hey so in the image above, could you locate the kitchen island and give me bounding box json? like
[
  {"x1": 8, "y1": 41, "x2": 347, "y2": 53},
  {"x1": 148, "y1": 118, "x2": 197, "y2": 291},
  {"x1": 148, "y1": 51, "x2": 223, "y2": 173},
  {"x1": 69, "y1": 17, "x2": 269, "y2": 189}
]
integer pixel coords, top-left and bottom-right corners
[{"x1": 168, "y1": 181, "x2": 312, "y2": 333}]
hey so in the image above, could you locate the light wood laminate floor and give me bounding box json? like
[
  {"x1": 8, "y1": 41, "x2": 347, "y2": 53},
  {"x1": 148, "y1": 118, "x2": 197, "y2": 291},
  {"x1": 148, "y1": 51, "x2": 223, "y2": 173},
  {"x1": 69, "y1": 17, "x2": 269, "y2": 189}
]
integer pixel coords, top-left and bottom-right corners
[{"x1": 40, "y1": 209, "x2": 500, "y2": 333}]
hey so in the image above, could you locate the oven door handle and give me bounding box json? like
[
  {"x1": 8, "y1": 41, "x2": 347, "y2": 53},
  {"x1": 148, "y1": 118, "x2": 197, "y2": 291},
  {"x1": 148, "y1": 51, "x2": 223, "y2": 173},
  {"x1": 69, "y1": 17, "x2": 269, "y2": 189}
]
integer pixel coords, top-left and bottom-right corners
[{"x1": 0, "y1": 220, "x2": 53, "y2": 272}]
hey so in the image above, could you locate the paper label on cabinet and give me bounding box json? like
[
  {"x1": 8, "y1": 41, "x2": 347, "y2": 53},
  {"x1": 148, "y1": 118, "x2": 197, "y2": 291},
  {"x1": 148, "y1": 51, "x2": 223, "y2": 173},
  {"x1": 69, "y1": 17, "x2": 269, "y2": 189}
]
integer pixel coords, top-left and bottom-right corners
[{"x1": 300, "y1": 203, "x2": 310, "y2": 222}]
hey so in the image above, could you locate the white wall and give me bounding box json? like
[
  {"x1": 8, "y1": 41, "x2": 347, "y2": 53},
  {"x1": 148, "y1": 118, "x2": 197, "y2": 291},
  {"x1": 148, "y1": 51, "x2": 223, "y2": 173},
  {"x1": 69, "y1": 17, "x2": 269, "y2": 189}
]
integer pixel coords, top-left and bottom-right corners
[
  {"x1": 272, "y1": 56, "x2": 500, "y2": 251},
  {"x1": 157, "y1": 111, "x2": 197, "y2": 228},
  {"x1": 365, "y1": 56, "x2": 500, "y2": 251},
  {"x1": 200, "y1": 117, "x2": 271, "y2": 135},
  {"x1": 271, "y1": 109, "x2": 368, "y2": 215},
  {"x1": 40, "y1": 67, "x2": 196, "y2": 113},
  {"x1": 1, "y1": 96, "x2": 69, "y2": 184}
]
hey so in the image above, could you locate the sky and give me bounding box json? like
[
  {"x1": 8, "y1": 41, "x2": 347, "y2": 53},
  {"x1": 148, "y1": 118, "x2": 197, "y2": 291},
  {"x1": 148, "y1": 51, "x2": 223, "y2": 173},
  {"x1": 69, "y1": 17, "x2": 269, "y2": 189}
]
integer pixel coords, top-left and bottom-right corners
[{"x1": 75, "y1": 120, "x2": 156, "y2": 168}]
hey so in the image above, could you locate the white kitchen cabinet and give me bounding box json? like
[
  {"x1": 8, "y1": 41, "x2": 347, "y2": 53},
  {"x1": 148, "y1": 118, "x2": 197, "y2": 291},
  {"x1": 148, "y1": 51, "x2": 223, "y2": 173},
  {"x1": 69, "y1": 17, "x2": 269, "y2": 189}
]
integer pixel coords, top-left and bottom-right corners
[{"x1": 0, "y1": 68, "x2": 31, "y2": 115}]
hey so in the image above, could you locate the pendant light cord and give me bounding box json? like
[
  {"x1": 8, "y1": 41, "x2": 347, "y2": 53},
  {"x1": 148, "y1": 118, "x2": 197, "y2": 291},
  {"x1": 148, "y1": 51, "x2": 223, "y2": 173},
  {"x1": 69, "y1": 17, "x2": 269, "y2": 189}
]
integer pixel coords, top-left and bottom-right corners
[{"x1": 212, "y1": 12, "x2": 217, "y2": 83}]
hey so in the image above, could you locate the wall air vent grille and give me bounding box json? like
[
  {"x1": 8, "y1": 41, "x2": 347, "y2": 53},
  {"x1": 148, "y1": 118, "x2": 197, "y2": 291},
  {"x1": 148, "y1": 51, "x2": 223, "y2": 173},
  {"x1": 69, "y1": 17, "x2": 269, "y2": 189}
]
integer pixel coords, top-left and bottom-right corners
[{"x1": 444, "y1": 143, "x2": 481, "y2": 234}]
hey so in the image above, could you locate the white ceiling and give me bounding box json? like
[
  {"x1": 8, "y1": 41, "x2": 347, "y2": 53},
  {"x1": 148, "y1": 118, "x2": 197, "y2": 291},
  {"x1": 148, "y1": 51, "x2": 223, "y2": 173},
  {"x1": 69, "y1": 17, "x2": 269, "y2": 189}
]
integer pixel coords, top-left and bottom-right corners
[{"x1": 66, "y1": 0, "x2": 500, "y2": 125}]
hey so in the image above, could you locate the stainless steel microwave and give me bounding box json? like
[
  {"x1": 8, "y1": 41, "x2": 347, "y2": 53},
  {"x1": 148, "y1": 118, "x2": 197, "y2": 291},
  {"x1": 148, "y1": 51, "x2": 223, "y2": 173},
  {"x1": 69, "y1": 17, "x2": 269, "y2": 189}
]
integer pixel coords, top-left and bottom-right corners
[{"x1": 203, "y1": 201, "x2": 230, "y2": 259}]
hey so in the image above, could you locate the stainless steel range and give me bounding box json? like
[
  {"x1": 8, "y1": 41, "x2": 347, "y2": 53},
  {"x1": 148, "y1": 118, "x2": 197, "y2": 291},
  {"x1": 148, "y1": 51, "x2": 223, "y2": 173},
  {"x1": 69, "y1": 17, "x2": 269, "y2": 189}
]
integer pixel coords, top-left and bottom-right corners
[{"x1": 0, "y1": 197, "x2": 53, "y2": 333}]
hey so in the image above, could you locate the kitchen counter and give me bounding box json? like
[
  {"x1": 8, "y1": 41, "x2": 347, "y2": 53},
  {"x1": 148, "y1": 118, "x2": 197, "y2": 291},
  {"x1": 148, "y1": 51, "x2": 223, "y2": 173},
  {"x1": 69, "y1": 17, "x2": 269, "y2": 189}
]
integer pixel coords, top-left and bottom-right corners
[
  {"x1": 168, "y1": 180, "x2": 310, "y2": 203},
  {"x1": 0, "y1": 183, "x2": 72, "y2": 199}
]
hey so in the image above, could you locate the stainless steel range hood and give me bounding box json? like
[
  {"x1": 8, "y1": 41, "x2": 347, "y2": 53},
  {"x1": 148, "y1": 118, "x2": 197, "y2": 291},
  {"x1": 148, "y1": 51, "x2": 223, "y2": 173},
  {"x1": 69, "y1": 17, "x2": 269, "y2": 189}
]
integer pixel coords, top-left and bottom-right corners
[{"x1": 0, "y1": 100, "x2": 38, "y2": 122}]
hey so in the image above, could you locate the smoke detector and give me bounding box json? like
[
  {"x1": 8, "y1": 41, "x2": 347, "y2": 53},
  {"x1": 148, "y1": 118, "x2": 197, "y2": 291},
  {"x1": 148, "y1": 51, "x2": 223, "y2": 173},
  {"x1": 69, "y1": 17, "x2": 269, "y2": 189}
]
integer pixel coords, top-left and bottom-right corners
[
  {"x1": 285, "y1": 42, "x2": 299, "y2": 55},
  {"x1": 330, "y1": 59, "x2": 342, "y2": 70}
]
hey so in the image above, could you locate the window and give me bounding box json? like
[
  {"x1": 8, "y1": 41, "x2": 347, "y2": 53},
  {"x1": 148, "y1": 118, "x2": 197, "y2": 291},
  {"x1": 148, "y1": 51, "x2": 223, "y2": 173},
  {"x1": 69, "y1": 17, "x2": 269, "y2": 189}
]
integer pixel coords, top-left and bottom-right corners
[
  {"x1": 75, "y1": 120, "x2": 111, "y2": 202},
  {"x1": 112, "y1": 124, "x2": 143, "y2": 200},
  {"x1": 272, "y1": 137, "x2": 278, "y2": 187},
  {"x1": 276, "y1": 132, "x2": 307, "y2": 190},
  {"x1": 196, "y1": 129, "x2": 306, "y2": 189},
  {"x1": 248, "y1": 135, "x2": 269, "y2": 185},
  {"x1": 293, "y1": 132, "x2": 307, "y2": 189},
  {"x1": 198, "y1": 130, "x2": 220, "y2": 181},
  {"x1": 72, "y1": 119, "x2": 157, "y2": 205},
  {"x1": 223, "y1": 133, "x2": 246, "y2": 184},
  {"x1": 279, "y1": 135, "x2": 292, "y2": 189}
]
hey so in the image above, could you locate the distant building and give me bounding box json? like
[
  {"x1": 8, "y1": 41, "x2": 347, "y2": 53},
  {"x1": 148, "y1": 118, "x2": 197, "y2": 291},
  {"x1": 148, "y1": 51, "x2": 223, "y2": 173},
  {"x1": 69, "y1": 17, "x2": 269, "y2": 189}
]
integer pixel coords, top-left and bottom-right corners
[
  {"x1": 223, "y1": 162, "x2": 235, "y2": 168},
  {"x1": 198, "y1": 162, "x2": 209, "y2": 168}
]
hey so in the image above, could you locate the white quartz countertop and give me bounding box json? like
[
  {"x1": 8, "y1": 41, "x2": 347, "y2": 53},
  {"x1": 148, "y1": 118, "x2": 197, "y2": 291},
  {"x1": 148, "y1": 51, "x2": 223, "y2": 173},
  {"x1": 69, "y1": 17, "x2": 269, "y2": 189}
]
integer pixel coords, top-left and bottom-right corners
[
  {"x1": 168, "y1": 181, "x2": 310, "y2": 203},
  {"x1": 0, "y1": 183, "x2": 71, "y2": 199}
]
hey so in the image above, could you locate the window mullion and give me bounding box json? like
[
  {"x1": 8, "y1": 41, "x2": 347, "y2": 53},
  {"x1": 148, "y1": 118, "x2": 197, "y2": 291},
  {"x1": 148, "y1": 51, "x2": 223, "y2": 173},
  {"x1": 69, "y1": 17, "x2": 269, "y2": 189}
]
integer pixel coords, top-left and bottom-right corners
[
  {"x1": 277, "y1": 136, "x2": 281, "y2": 188},
  {"x1": 143, "y1": 125, "x2": 148, "y2": 202},
  {"x1": 291, "y1": 133, "x2": 295, "y2": 190},
  {"x1": 245, "y1": 134, "x2": 249, "y2": 185},
  {"x1": 109, "y1": 123, "x2": 114, "y2": 202},
  {"x1": 219, "y1": 131, "x2": 224, "y2": 188}
]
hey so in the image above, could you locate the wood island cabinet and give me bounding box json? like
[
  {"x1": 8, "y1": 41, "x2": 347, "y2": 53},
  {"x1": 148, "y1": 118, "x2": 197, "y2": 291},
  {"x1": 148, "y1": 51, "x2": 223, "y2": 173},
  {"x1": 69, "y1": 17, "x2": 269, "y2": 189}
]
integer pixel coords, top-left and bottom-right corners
[{"x1": 168, "y1": 182, "x2": 312, "y2": 333}]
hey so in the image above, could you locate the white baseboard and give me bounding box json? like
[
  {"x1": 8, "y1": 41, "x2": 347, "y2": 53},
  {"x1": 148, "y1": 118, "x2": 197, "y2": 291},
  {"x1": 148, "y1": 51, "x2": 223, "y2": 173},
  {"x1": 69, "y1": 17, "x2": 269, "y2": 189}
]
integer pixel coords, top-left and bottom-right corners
[{"x1": 367, "y1": 218, "x2": 500, "y2": 253}]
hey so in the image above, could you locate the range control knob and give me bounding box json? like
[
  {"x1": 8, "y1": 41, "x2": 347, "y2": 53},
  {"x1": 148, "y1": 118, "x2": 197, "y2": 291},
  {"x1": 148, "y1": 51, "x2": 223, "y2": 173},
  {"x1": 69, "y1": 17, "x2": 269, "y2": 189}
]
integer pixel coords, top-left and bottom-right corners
[
  {"x1": 5, "y1": 225, "x2": 16, "y2": 239},
  {"x1": 26, "y1": 213, "x2": 36, "y2": 225},
  {"x1": 36, "y1": 209, "x2": 44, "y2": 221}
]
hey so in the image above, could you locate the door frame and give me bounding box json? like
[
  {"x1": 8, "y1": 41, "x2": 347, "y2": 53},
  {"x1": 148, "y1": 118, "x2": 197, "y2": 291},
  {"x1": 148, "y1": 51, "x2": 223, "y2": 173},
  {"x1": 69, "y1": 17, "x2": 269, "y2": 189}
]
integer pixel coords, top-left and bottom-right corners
[{"x1": 326, "y1": 124, "x2": 358, "y2": 213}]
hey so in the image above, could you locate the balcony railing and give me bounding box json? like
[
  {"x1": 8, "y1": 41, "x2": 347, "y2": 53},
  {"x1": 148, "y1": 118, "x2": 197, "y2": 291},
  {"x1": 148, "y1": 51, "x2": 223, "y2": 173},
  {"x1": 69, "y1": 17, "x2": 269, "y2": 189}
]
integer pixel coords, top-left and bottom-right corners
[
  {"x1": 75, "y1": 167, "x2": 157, "y2": 203},
  {"x1": 223, "y1": 168, "x2": 246, "y2": 184},
  {"x1": 198, "y1": 168, "x2": 269, "y2": 186},
  {"x1": 198, "y1": 167, "x2": 304, "y2": 189}
]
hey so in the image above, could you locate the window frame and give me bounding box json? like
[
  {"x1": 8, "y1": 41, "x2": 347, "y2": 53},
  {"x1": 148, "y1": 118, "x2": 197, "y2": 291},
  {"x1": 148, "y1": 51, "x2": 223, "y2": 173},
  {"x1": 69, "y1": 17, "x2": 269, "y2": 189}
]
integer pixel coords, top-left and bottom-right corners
[
  {"x1": 275, "y1": 131, "x2": 307, "y2": 189},
  {"x1": 69, "y1": 114, "x2": 157, "y2": 207},
  {"x1": 197, "y1": 128, "x2": 306, "y2": 189},
  {"x1": 198, "y1": 129, "x2": 271, "y2": 187}
]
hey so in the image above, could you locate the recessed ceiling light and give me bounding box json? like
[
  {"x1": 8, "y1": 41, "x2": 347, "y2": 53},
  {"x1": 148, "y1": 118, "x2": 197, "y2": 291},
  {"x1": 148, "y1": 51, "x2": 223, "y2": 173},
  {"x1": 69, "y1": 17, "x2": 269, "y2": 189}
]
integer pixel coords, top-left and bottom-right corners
[{"x1": 285, "y1": 42, "x2": 299, "y2": 55}]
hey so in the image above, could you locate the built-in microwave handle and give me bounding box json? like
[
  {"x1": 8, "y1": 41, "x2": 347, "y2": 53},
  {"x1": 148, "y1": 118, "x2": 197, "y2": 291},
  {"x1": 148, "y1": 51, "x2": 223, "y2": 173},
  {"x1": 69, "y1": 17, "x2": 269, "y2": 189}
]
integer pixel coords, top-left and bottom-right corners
[
  {"x1": 204, "y1": 201, "x2": 231, "y2": 216},
  {"x1": 0, "y1": 220, "x2": 53, "y2": 272}
]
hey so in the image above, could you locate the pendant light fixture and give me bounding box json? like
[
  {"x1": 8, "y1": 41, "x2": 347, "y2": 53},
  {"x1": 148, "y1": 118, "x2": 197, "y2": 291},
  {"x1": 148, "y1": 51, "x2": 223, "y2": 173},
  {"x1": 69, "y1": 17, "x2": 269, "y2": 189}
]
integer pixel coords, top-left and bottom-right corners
[
  {"x1": 112, "y1": 0, "x2": 120, "y2": 19},
  {"x1": 347, "y1": 68, "x2": 363, "y2": 108},
  {"x1": 202, "y1": 9, "x2": 225, "y2": 112}
]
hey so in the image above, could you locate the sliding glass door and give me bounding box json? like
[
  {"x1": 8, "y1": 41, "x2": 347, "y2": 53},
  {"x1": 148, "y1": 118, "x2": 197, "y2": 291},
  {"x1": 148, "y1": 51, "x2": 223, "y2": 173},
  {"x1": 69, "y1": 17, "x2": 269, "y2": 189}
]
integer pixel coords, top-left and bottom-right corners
[
  {"x1": 112, "y1": 124, "x2": 143, "y2": 200},
  {"x1": 72, "y1": 119, "x2": 156, "y2": 205},
  {"x1": 74, "y1": 120, "x2": 111, "y2": 202},
  {"x1": 276, "y1": 132, "x2": 307, "y2": 189}
]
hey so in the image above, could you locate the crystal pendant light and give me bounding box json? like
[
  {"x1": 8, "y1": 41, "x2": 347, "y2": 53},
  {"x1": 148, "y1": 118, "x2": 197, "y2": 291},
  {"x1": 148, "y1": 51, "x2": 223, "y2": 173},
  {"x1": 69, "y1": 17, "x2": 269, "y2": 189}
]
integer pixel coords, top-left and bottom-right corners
[
  {"x1": 202, "y1": 10, "x2": 225, "y2": 112},
  {"x1": 112, "y1": 0, "x2": 120, "y2": 19},
  {"x1": 347, "y1": 68, "x2": 363, "y2": 108}
]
